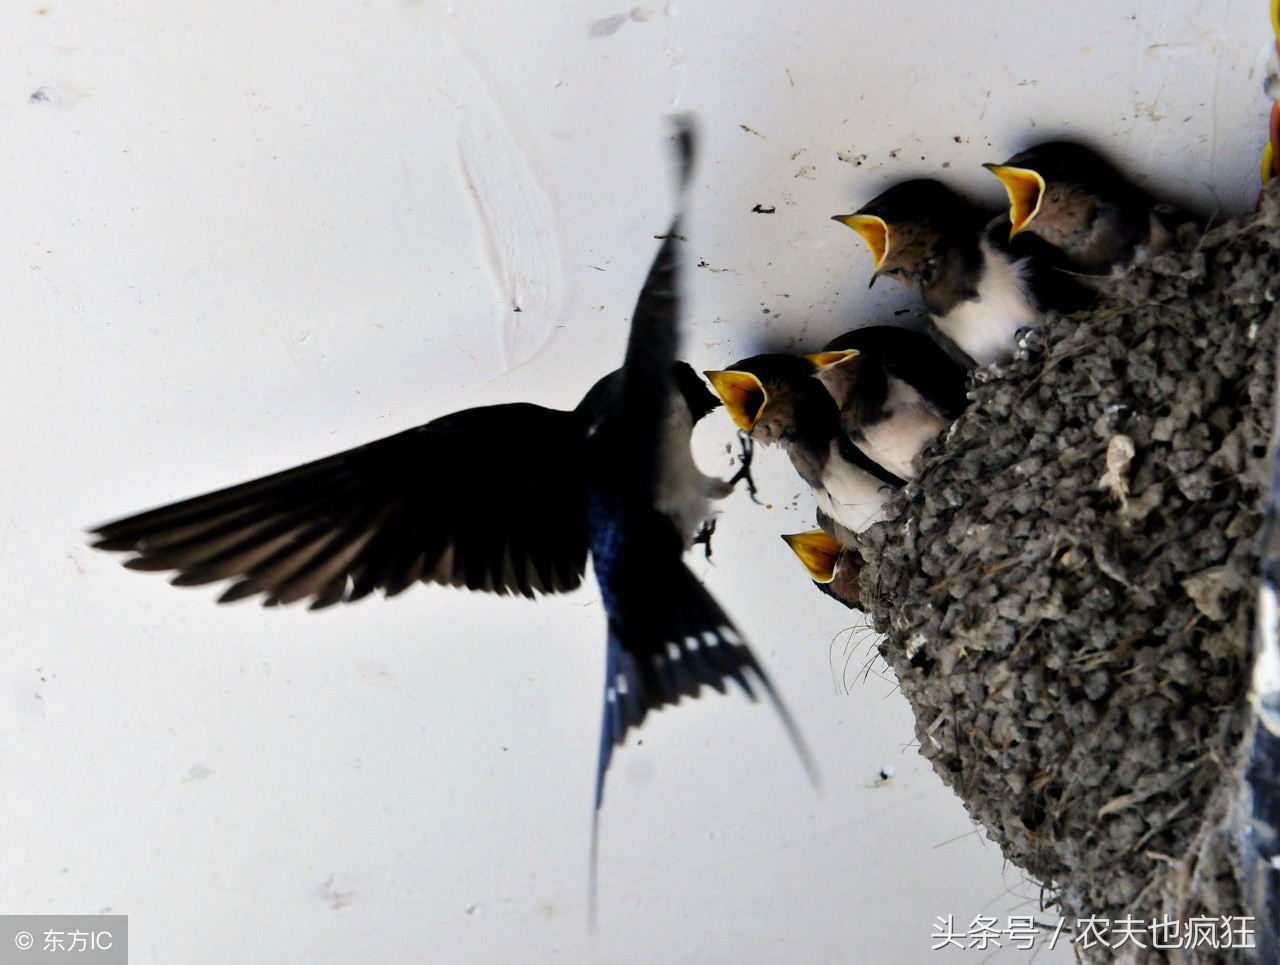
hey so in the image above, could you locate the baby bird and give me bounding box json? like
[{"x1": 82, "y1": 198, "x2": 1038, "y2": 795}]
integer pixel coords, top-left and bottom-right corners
[
  {"x1": 985, "y1": 140, "x2": 1200, "y2": 275},
  {"x1": 705, "y1": 355, "x2": 904, "y2": 538},
  {"x1": 833, "y1": 179, "x2": 1093, "y2": 366},
  {"x1": 781, "y1": 529, "x2": 864, "y2": 610},
  {"x1": 806, "y1": 325, "x2": 968, "y2": 481}
]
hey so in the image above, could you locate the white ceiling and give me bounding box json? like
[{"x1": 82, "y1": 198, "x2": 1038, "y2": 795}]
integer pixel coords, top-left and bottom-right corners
[{"x1": 0, "y1": 1, "x2": 1264, "y2": 961}]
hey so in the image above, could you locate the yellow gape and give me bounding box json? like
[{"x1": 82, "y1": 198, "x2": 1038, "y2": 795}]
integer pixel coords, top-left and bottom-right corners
[
  {"x1": 832, "y1": 214, "x2": 890, "y2": 270},
  {"x1": 781, "y1": 530, "x2": 844, "y2": 584},
  {"x1": 703, "y1": 370, "x2": 768, "y2": 432},
  {"x1": 984, "y1": 164, "x2": 1046, "y2": 238},
  {"x1": 1264, "y1": 0, "x2": 1280, "y2": 183}
]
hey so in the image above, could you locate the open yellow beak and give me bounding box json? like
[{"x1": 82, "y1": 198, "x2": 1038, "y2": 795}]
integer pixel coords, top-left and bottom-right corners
[
  {"x1": 802, "y1": 349, "x2": 860, "y2": 370},
  {"x1": 781, "y1": 530, "x2": 844, "y2": 583},
  {"x1": 984, "y1": 164, "x2": 1045, "y2": 238},
  {"x1": 703, "y1": 370, "x2": 767, "y2": 432},
  {"x1": 832, "y1": 214, "x2": 890, "y2": 270}
]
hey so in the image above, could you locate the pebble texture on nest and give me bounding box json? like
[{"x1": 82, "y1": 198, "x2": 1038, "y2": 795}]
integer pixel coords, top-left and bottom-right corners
[{"x1": 856, "y1": 186, "x2": 1280, "y2": 960}]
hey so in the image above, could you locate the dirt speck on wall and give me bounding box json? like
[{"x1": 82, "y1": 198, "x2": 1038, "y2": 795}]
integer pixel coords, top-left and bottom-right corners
[{"x1": 856, "y1": 185, "x2": 1280, "y2": 961}]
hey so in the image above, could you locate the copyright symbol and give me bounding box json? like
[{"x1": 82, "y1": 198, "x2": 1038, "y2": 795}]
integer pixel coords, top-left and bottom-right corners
[{"x1": 13, "y1": 931, "x2": 33, "y2": 950}]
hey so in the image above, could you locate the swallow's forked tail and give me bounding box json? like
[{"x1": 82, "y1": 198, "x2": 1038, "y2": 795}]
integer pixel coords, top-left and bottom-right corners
[{"x1": 588, "y1": 555, "x2": 820, "y2": 926}]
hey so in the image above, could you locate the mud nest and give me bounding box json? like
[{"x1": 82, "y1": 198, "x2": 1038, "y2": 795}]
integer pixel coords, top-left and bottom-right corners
[{"x1": 856, "y1": 186, "x2": 1280, "y2": 960}]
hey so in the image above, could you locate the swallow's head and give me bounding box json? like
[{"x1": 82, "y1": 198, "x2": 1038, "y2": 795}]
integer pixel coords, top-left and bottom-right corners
[
  {"x1": 783, "y1": 529, "x2": 866, "y2": 608},
  {"x1": 986, "y1": 142, "x2": 1121, "y2": 244},
  {"x1": 705, "y1": 354, "x2": 815, "y2": 447},
  {"x1": 834, "y1": 180, "x2": 984, "y2": 289}
]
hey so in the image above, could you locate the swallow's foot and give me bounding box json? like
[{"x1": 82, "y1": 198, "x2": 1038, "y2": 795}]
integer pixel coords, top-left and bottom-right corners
[
  {"x1": 692, "y1": 517, "x2": 717, "y2": 561},
  {"x1": 728, "y1": 432, "x2": 761, "y2": 504}
]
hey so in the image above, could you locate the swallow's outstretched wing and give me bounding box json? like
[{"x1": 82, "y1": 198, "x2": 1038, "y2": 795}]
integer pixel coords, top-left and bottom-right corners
[{"x1": 91, "y1": 402, "x2": 590, "y2": 607}]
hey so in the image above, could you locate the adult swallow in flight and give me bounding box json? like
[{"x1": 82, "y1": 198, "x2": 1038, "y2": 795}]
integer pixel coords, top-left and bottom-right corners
[
  {"x1": 804, "y1": 325, "x2": 968, "y2": 480},
  {"x1": 985, "y1": 140, "x2": 1199, "y2": 275},
  {"x1": 781, "y1": 529, "x2": 864, "y2": 610},
  {"x1": 833, "y1": 179, "x2": 1094, "y2": 366},
  {"x1": 704, "y1": 354, "x2": 905, "y2": 538},
  {"x1": 89, "y1": 119, "x2": 818, "y2": 907}
]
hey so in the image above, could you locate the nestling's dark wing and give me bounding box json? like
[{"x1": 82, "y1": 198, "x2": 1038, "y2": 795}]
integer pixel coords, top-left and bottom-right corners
[
  {"x1": 995, "y1": 218, "x2": 1102, "y2": 314},
  {"x1": 824, "y1": 324, "x2": 970, "y2": 420},
  {"x1": 922, "y1": 317, "x2": 979, "y2": 371},
  {"x1": 813, "y1": 508, "x2": 849, "y2": 546},
  {"x1": 834, "y1": 427, "x2": 908, "y2": 490},
  {"x1": 90, "y1": 402, "x2": 590, "y2": 608}
]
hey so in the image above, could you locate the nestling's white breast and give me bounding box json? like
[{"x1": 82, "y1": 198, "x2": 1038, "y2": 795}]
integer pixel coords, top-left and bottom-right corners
[
  {"x1": 855, "y1": 379, "x2": 948, "y2": 480},
  {"x1": 932, "y1": 242, "x2": 1039, "y2": 366},
  {"x1": 813, "y1": 440, "x2": 892, "y2": 535}
]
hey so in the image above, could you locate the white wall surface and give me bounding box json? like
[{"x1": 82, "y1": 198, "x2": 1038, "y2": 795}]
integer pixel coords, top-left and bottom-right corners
[{"x1": 0, "y1": 1, "x2": 1265, "y2": 962}]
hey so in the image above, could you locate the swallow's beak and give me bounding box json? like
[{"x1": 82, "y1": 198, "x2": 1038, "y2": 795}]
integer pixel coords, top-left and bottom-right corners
[
  {"x1": 781, "y1": 530, "x2": 844, "y2": 583},
  {"x1": 832, "y1": 214, "x2": 890, "y2": 281},
  {"x1": 806, "y1": 349, "x2": 863, "y2": 401},
  {"x1": 803, "y1": 349, "x2": 861, "y2": 371},
  {"x1": 984, "y1": 163, "x2": 1046, "y2": 238},
  {"x1": 704, "y1": 370, "x2": 768, "y2": 432}
]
